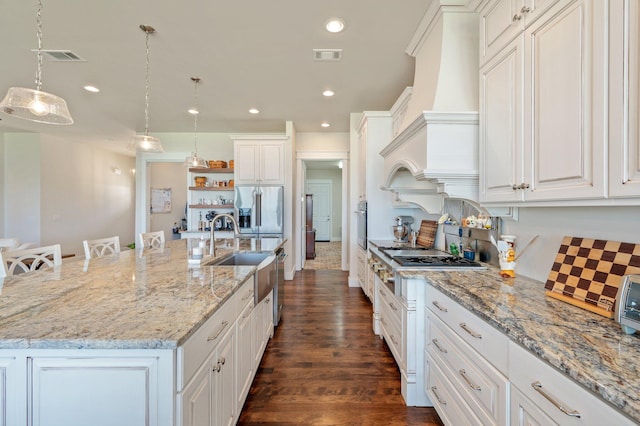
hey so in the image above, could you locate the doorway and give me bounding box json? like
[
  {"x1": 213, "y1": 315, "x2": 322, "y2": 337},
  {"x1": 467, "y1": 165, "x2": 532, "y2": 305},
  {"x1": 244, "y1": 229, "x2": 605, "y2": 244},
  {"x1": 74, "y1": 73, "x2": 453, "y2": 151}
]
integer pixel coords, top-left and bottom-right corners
[
  {"x1": 295, "y1": 155, "x2": 348, "y2": 272},
  {"x1": 306, "y1": 179, "x2": 332, "y2": 242}
]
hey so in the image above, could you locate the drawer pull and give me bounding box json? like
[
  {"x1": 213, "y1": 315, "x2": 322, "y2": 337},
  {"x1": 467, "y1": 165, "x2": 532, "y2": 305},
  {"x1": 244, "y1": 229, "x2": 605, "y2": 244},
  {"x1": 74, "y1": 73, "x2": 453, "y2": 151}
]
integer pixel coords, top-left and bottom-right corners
[
  {"x1": 242, "y1": 290, "x2": 254, "y2": 301},
  {"x1": 459, "y1": 369, "x2": 481, "y2": 391},
  {"x1": 432, "y1": 338, "x2": 448, "y2": 354},
  {"x1": 430, "y1": 386, "x2": 447, "y2": 406},
  {"x1": 432, "y1": 301, "x2": 448, "y2": 312},
  {"x1": 219, "y1": 356, "x2": 226, "y2": 365},
  {"x1": 531, "y1": 381, "x2": 581, "y2": 418},
  {"x1": 390, "y1": 335, "x2": 398, "y2": 345},
  {"x1": 459, "y1": 322, "x2": 482, "y2": 339},
  {"x1": 213, "y1": 362, "x2": 221, "y2": 373},
  {"x1": 381, "y1": 317, "x2": 388, "y2": 327},
  {"x1": 389, "y1": 302, "x2": 398, "y2": 312},
  {"x1": 207, "y1": 320, "x2": 230, "y2": 341}
]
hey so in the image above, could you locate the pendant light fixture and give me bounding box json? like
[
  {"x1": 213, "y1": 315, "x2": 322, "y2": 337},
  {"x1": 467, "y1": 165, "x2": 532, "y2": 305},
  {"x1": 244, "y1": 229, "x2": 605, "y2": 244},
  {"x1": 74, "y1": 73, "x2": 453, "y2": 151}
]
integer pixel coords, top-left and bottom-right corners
[
  {"x1": 129, "y1": 25, "x2": 163, "y2": 153},
  {"x1": 185, "y1": 77, "x2": 208, "y2": 168},
  {"x1": 0, "y1": 0, "x2": 73, "y2": 125}
]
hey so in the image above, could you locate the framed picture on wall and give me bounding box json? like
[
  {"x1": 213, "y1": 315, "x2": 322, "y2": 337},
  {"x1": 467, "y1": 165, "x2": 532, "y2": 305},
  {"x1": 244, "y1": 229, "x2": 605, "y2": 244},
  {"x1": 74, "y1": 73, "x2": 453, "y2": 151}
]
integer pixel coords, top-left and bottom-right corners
[{"x1": 151, "y1": 187, "x2": 172, "y2": 213}]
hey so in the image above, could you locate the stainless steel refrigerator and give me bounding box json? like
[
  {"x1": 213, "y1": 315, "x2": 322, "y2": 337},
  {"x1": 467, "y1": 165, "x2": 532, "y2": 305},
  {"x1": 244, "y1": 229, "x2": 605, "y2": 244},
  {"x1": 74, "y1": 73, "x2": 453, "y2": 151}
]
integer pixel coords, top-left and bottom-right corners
[{"x1": 235, "y1": 185, "x2": 284, "y2": 236}]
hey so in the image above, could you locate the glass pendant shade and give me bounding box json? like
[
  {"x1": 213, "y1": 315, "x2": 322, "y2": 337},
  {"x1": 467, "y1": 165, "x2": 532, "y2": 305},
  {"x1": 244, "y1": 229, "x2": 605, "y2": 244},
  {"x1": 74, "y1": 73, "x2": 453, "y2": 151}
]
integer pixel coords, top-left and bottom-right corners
[
  {"x1": 185, "y1": 153, "x2": 208, "y2": 168},
  {"x1": 130, "y1": 134, "x2": 164, "y2": 153},
  {"x1": 0, "y1": 87, "x2": 73, "y2": 125}
]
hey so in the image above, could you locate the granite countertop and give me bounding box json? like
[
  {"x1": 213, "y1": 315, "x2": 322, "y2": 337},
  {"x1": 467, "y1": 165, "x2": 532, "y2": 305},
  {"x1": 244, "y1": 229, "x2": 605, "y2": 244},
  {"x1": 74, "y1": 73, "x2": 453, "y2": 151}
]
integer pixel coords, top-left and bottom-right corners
[
  {"x1": 399, "y1": 267, "x2": 640, "y2": 422},
  {"x1": 0, "y1": 237, "x2": 285, "y2": 351}
]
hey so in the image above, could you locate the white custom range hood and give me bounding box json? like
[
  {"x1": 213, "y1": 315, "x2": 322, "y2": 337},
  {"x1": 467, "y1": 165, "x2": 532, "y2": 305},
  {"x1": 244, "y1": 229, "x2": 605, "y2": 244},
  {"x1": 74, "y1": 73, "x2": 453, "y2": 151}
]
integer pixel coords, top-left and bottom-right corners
[{"x1": 380, "y1": 1, "x2": 479, "y2": 213}]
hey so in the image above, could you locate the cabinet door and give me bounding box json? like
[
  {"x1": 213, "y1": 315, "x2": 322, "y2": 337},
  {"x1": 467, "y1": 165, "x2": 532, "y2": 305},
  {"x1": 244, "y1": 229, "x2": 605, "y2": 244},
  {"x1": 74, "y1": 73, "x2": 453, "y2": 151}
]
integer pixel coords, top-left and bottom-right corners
[
  {"x1": 610, "y1": 0, "x2": 640, "y2": 197},
  {"x1": 180, "y1": 354, "x2": 214, "y2": 426},
  {"x1": 259, "y1": 143, "x2": 285, "y2": 184},
  {"x1": 214, "y1": 328, "x2": 236, "y2": 426},
  {"x1": 234, "y1": 143, "x2": 259, "y2": 184},
  {"x1": 523, "y1": 0, "x2": 606, "y2": 200},
  {"x1": 480, "y1": 36, "x2": 525, "y2": 202},
  {"x1": 0, "y1": 357, "x2": 18, "y2": 426},
  {"x1": 358, "y1": 120, "x2": 367, "y2": 200},
  {"x1": 479, "y1": 0, "x2": 524, "y2": 64},
  {"x1": 31, "y1": 356, "x2": 160, "y2": 426},
  {"x1": 510, "y1": 386, "x2": 558, "y2": 426},
  {"x1": 236, "y1": 301, "x2": 254, "y2": 412}
]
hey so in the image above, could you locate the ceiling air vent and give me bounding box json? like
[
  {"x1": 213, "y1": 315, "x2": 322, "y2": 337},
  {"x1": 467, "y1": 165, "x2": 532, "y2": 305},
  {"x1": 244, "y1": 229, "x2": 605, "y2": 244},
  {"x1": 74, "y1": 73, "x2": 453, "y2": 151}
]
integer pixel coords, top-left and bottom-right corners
[
  {"x1": 33, "y1": 50, "x2": 86, "y2": 62},
  {"x1": 313, "y1": 49, "x2": 342, "y2": 61}
]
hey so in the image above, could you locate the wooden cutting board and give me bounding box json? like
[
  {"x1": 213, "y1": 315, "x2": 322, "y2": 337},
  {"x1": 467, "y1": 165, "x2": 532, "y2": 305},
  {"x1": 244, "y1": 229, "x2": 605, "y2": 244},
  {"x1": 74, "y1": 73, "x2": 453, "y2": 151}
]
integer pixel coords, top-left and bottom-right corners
[
  {"x1": 416, "y1": 220, "x2": 438, "y2": 248},
  {"x1": 544, "y1": 236, "x2": 640, "y2": 318}
]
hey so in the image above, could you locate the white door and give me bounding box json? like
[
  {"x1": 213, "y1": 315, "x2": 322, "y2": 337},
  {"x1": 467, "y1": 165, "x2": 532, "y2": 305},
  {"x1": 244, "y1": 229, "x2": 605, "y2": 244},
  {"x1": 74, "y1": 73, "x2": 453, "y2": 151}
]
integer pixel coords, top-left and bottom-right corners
[{"x1": 307, "y1": 180, "x2": 332, "y2": 242}]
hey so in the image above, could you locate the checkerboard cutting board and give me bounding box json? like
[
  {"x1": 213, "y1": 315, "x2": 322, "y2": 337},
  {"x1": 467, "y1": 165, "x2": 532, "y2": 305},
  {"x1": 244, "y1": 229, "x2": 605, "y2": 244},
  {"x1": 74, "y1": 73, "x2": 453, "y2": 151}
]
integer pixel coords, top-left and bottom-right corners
[{"x1": 544, "y1": 236, "x2": 640, "y2": 318}]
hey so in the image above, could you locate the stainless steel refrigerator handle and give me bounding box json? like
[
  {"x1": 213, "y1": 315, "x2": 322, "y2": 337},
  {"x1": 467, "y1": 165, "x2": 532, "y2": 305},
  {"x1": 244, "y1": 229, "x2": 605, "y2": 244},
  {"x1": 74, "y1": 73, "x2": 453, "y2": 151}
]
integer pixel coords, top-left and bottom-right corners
[{"x1": 255, "y1": 192, "x2": 262, "y2": 227}]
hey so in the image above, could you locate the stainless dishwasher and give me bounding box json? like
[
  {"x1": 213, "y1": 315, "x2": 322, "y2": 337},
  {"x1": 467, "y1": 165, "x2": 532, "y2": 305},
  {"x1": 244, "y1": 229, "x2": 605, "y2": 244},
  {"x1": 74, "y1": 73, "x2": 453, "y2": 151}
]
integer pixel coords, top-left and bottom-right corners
[{"x1": 274, "y1": 247, "x2": 286, "y2": 326}]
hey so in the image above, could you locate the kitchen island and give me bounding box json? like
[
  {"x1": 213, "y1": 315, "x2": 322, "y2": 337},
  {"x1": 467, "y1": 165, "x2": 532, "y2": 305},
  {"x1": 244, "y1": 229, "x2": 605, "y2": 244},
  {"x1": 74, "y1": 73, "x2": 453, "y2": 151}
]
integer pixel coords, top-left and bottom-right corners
[
  {"x1": 400, "y1": 267, "x2": 640, "y2": 425},
  {"x1": 0, "y1": 237, "x2": 285, "y2": 426}
]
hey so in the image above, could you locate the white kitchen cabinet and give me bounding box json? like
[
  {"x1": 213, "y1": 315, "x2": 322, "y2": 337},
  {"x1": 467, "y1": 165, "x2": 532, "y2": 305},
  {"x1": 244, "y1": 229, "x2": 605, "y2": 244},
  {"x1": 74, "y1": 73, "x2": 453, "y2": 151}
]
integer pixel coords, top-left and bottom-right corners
[
  {"x1": 30, "y1": 353, "x2": 170, "y2": 426},
  {"x1": 609, "y1": 0, "x2": 640, "y2": 198},
  {"x1": 357, "y1": 247, "x2": 367, "y2": 296},
  {"x1": 479, "y1": 0, "x2": 608, "y2": 204},
  {"x1": 478, "y1": 0, "x2": 559, "y2": 65},
  {"x1": 215, "y1": 327, "x2": 236, "y2": 426},
  {"x1": 0, "y1": 357, "x2": 19, "y2": 426},
  {"x1": 253, "y1": 292, "x2": 273, "y2": 370},
  {"x1": 509, "y1": 342, "x2": 636, "y2": 425},
  {"x1": 236, "y1": 288, "x2": 255, "y2": 414},
  {"x1": 234, "y1": 141, "x2": 285, "y2": 185}
]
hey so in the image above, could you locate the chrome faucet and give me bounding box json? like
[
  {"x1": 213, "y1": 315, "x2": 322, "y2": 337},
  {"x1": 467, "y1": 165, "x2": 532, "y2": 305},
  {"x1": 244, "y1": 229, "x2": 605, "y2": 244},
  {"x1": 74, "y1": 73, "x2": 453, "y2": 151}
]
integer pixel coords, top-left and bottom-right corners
[{"x1": 209, "y1": 213, "x2": 240, "y2": 257}]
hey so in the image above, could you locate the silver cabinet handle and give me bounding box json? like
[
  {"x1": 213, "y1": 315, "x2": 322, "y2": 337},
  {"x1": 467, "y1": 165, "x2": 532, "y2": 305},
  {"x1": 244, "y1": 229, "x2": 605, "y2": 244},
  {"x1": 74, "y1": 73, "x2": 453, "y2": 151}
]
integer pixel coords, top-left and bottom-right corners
[
  {"x1": 207, "y1": 320, "x2": 229, "y2": 341},
  {"x1": 431, "y1": 386, "x2": 447, "y2": 405},
  {"x1": 432, "y1": 301, "x2": 448, "y2": 312},
  {"x1": 531, "y1": 381, "x2": 581, "y2": 418},
  {"x1": 521, "y1": 6, "x2": 531, "y2": 13},
  {"x1": 432, "y1": 338, "x2": 448, "y2": 354},
  {"x1": 459, "y1": 369, "x2": 481, "y2": 391},
  {"x1": 512, "y1": 184, "x2": 520, "y2": 190},
  {"x1": 381, "y1": 317, "x2": 388, "y2": 327},
  {"x1": 219, "y1": 356, "x2": 226, "y2": 365},
  {"x1": 389, "y1": 302, "x2": 398, "y2": 312},
  {"x1": 459, "y1": 322, "x2": 482, "y2": 339},
  {"x1": 512, "y1": 14, "x2": 522, "y2": 22},
  {"x1": 390, "y1": 335, "x2": 398, "y2": 345},
  {"x1": 213, "y1": 362, "x2": 221, "y2": 372}
]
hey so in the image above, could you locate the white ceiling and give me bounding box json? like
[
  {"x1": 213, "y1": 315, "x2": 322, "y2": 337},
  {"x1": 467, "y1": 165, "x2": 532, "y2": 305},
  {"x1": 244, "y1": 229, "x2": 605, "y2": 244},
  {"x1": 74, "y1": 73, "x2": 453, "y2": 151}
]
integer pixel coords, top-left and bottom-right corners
[{"x1": 0, "y1": 0, "x2": 430, "y2": 155}]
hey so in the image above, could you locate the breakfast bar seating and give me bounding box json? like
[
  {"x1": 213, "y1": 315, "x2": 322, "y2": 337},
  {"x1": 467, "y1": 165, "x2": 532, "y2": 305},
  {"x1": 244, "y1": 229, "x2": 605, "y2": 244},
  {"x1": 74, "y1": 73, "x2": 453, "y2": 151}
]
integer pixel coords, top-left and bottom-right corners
[{"x1": 0, "y1": 244, "x2": 62, "y2": 277}]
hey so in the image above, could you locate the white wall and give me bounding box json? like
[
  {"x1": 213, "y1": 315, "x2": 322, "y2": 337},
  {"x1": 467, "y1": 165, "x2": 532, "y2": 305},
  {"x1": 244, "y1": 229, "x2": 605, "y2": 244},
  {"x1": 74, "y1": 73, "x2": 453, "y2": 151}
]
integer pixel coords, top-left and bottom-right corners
[
  {"x1": 149, "y1": 162, "x2": 187, "y2": 240},
  {"x1": 2, "y1": 133, "x2": 135, "y2": 257},
  {"x1": 306, "y1": 168, "x2": 342, "y2": 241},
  {"x1": 501, "y1": 206, "x2": 640, "y2": 283},
  {"x1": 296, "y1": 132, "x2": 349, "y2": 152},
  {"x1": 0, "y1": 133, "x2": 5, "y2": 237},
  {"x1": 3, "y1": 133, "x2": 41, "y2": 245},
  {"x1": 40, "y1": 135, "x2": 136, "y2": 255}
]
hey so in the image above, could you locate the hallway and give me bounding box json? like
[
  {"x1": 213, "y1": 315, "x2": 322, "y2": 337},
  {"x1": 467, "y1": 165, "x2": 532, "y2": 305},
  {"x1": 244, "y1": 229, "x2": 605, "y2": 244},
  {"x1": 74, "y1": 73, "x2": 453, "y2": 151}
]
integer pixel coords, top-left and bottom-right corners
[
  {"x1": 238, "y1": 269, "x2": 443, "y2": 425},
  {"x1": 303, "y1": 241, "x2": 342, "y2": 270}
]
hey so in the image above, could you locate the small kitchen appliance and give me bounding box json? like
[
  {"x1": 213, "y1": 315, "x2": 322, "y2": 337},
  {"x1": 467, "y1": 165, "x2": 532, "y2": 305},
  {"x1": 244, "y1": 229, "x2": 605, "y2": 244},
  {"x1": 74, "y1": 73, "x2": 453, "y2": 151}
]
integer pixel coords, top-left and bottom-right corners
[
  {"x1": 392, "y1": 216, "x2": 413, "y2": 242},
  {"x1": 615, "y1": 274, "x2": 640, "y2": 334}
]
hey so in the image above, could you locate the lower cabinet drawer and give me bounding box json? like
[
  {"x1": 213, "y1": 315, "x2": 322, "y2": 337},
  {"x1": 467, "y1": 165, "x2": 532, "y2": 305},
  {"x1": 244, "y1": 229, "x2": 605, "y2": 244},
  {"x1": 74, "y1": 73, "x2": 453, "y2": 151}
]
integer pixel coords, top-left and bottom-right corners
[
  {"x1": 428, "y1": 314, "x2": 508, "y2": 426},
  {"x1": 509, "y1": 342, "x2": 636, "y2": 426},
  {"x1": 379, "y1": 299, "x2": 402, "y2": 365},
  {"x1": 427, "y1": 286, "x2": 509, "y2": 375},
  {"x1": 425, "y1": 352, "x2": 484, "y2": 426}
]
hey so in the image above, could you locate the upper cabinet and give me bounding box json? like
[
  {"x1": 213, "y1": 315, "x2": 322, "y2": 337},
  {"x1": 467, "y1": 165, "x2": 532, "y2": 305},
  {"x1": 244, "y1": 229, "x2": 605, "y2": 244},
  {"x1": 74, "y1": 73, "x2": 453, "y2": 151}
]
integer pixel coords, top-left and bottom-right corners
[
  {"x1": 479, "y1": 0, "x2": 608, "y2": 204},
  {"x1": 478, "y1": 0, "x2": 559, "y2": 66},
  {"x1": 233, "y1": 140, "x2": 285, "y2": 185},
  {"x1": 609, "y1": 0, "x2": 640, "y2": 198}
]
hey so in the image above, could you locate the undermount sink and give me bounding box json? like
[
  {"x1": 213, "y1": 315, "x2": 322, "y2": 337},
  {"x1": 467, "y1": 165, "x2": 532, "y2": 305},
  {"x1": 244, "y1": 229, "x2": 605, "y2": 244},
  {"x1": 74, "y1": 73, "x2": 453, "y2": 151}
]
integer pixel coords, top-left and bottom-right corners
[{"x1": 214, "y1": 252, "x2": 271, "y2": 266}]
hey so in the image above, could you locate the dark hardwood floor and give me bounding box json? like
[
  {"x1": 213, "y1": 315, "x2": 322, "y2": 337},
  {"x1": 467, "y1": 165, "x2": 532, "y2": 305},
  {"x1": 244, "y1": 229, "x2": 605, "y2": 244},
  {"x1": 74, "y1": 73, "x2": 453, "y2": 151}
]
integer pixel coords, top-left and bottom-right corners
[{"x1": 238, "y1": 269, "x2": 444, "y2": 425}]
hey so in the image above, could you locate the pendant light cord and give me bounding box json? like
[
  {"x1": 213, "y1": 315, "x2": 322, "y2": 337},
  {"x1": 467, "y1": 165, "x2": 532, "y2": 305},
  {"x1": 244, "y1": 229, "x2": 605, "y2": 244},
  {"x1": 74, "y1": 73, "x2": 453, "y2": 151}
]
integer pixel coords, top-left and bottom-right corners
[
  {"x1": 143, "y1": 29, "x2": 151, "y2": 136},
  {"x1": 35, "y1": 0, "x2": 43, "y2": 91},
  {"x1": 193, "y1": 78, "x2": 199, "y2": 153}
]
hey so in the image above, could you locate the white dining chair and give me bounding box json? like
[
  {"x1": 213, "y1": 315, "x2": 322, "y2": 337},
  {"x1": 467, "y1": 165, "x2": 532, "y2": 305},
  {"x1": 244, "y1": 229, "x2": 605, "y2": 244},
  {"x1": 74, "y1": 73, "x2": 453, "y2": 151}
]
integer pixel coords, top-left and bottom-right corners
[
  {"x1": 0, "y1": 244, "x2": 62, "y2": 277},
  {"x1": 139, "y1": 231, "x2": 165, "y2": 249},
  {"x1": 82, "y1": 236, "x2": 121, "y2": 259}
]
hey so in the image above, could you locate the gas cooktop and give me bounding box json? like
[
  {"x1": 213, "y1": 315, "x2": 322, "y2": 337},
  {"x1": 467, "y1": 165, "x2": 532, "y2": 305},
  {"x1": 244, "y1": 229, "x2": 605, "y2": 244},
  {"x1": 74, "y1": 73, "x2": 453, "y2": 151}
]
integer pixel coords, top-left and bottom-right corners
[{"x1": 392, "y1": 255, "x2": 482, "y2": 268}]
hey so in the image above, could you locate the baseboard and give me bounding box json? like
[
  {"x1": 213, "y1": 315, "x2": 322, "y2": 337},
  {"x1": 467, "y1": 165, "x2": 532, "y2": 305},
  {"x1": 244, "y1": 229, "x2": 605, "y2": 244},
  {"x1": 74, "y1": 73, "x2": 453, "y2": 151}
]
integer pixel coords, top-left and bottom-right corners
[{"x1": 348, "y1": 276, "x2": 360, "y2": 287}]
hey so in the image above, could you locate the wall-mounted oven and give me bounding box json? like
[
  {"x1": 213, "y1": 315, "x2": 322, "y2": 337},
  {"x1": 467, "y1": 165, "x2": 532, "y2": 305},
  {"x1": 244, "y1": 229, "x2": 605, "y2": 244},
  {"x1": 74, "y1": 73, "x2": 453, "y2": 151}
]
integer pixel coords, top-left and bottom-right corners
[{"x1": 356, "y1": 201, "x2": 367, "y2": 250}]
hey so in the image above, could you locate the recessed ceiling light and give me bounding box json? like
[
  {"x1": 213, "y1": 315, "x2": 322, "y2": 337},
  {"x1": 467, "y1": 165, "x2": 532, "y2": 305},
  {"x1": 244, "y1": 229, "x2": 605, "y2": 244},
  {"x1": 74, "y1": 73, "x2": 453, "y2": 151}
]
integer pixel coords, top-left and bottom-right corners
[
  {"x1": 83, "y1": 85, "x2": 100, "y2": 93},
  {"x1": 188, "y1": 108, "x2": 199, "y2": 115},
  {"x1": 249, "y1": 108, "x2": 260, "y2": 114},
  {"x1": 322, "y1": 90, "x2": 335, "y2": 97},
  {"x1": 325, "y1": 18, "x2": 345, "y2": 33},
  {"x1": 321, "y1": 122, "x2": 331, "y2": 128}
]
